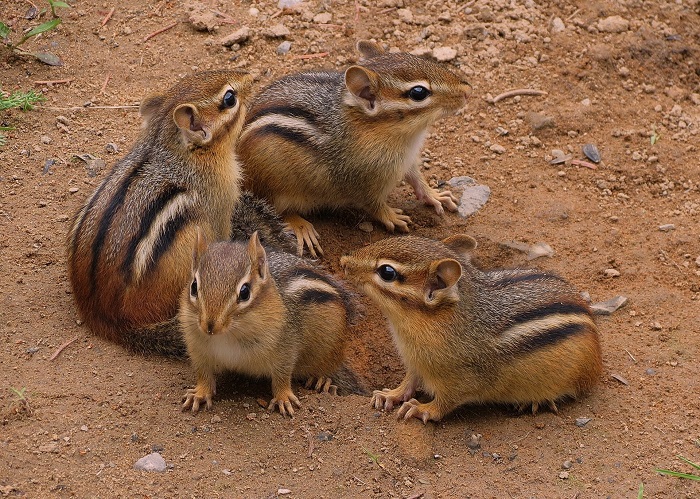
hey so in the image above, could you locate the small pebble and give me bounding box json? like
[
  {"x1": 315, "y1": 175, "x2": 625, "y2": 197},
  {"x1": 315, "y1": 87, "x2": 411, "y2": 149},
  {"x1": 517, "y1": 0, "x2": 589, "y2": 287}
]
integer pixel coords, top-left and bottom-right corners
[
  {"x1": 278, "y1": 489, "x2": 292, "y2": 495},
  {"x1": 80, "y1": 425, "x2": 88, "y2": 431},
  {"x1": 211, "y1": 415, "x2": 221, "y2": 423},
  {"x1": 432, "y1": 46, "x2": 457, "y2": 62},
  {"x1": 105, "y1": 143, "x2": 119, "y2": 154},
  {"x1": 651, "y1": 322, "x2": 662, "y2": 331},
  {"x1": 695, "y1": 256, "x2": 700, "y2": 268},
  {"x1": 658, "y1": 224, "x2": 675, "y2": 232},
  {"x1": 603, "y1": 268, "x2": 620, "y2": 277},
  {"x1": 313, "y1": 12, "x2": 332, "y2": 24},
  {"x1": 134, "y1": 452, "x2": 166, "y2": 472},
  {"x1": 448, "y1": 176, "x2": 491, "y2": 218},
  {"x1": 582, "y1": 143, "x2": 601, "y2": 163},
  {"x1": 221, "y1": 27, "x2": 250, "y2": 46},
  {"x1": 69, "y1": 187, "x2": 79, "y2": 194},
  {"x1": 276, "y1": 41, "x2": 292, "y2": 55},
  {"x1": 575, "y1": 417, "x2": 592, "y2": 427},
  {"x1": 41, "y1": 135, "x2": 52, "y2": 144},
  {"x1": 591, "y1": 295, "x2": 628, "y2": 315},
  {"x1": 317, "y1": 431, "x2": 334, "y2": 441},
  {"x1": 645, "y1": 368, "x2": 656, "y2": 376},
  {"x1": 489, "y1": 144, "x2": 506, "y2": 154},
  {"x1": 562, "y1": 460, "x2": 572, "y2": 470},
  {"x1": 559, "y1": 471, "x2": 570, "y2": 479},
  {"x1": 358, "y1": 221, "x2": 373, "y2": 233}
]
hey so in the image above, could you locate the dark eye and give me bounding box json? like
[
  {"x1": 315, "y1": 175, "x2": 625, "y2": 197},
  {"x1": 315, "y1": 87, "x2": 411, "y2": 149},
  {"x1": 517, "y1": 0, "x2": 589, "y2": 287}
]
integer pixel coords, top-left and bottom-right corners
[
  {"x1": 377, "y1": 265, "x2": 398, "y2": 282},
  {"x1": 407, "y1": 85, "x2": 430, "y2": 101},
  {"x1": 238, "y1": 283, "x2": 250, "y2": 302},
  {"x1": 190, "y1": 277, "x2": 198, "y2": 299},
  {"x1": 222, "y1": 89, "x2": 237, "y2": 109}
]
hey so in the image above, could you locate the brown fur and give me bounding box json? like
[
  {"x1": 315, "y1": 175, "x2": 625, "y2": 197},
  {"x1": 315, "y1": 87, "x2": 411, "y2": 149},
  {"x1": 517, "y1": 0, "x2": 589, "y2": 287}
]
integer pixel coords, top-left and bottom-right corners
[
  {"x1": 237, "y1": 41, "x2": 469, "y2": 257},
  {"x1": 180, "y1": 231, "x2": 362, "y2": 417},
  {"x1": 341, "y1": 234, "x2": 603, "y2": 423},
  {"x1": 66, "y1": 70, "x2": 253, "y2": 356}
]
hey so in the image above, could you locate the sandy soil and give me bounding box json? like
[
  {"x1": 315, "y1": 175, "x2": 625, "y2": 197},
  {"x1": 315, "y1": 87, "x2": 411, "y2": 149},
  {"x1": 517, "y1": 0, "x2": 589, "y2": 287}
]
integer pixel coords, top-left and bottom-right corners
[{"x1": 1, "y1": 0, "x2": 699, "y2": 497}]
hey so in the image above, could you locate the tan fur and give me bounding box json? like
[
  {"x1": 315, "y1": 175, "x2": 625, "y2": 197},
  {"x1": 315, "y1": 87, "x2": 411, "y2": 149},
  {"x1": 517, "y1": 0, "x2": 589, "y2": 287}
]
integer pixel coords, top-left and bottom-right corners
[
  {"x1": 180, "y1": 232, "x2": 360, "y2": 417},
  {"x1": 341, "y1": 234, "x2": 603, "y2": 423},
  {"x1": 66, "y1": 70, "x2": 253, "y2": 355},
  {"x1": 237, "y1": 41, "x2": 470, "y2": 257}
]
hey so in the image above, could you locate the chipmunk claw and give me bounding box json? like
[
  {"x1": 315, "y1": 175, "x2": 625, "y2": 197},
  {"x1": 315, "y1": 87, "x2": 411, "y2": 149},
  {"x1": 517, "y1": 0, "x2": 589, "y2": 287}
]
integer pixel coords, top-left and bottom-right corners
[
  {"x1": 305, "y1": 376, "x2": 338, "y2": 395},
  {"x1": 268, "y1": 392, "x2": 301, "y2": 418},
  {"x1": 397, "y1": 399, "x2": 437, "y2": 424},
  {"x1": 182, "y1": 387, "x2": 213, "y2": 414},
  {"x1": 284, "y1": 213, "x2": 323, "y2": 258}
]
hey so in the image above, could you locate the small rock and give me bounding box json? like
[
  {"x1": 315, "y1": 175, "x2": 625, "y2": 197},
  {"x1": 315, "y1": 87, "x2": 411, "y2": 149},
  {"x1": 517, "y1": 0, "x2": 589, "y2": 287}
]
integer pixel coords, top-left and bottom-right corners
[
  {"x1": 221, "y1": 27, "x2": 250, "y2": 47},
  {"x1": 525, "y1": 112, "x2": 554, "y2": 131},
  {"x1": 396, "y1": 8, "x2": 413, "y2": 23},
  {"x1": 278, "y1": 0, "x2": 302, "y2": 8},
  {"x1": 276, "y1": 41, "x2": 292, "y2": 55},
  {"x1": 559, "y1": 471, "x2": 570, "y2": 479},
  {"x1": 151, "y1": 443, "x2": 165, "y2": 453},
  {"x1": 313, "y1": 12, "x2": 332, "y2": 24},
  {"x1": 448, "y1": 176, "x2": 491, "y2": 218},
  {"x1": 188, "y1": 4, "x2": 220, "y2": 32},
  {"x1": 317, "y1": 431, "x2": 334, "y2": 441},
  {"x1": 358, "y1": 221, "x2": 373, "y2": 233},
  {"x1": 591, "y1": 295, "x2": 628, "y2": 315},
  {"x1": 39, "y1": 442, "x2": 60, "y2": 453},
  {"x1": 645, "y1": 368, "x2": 656, "y2": 376},
  {"x1": 562, "y1": 460, "x2": 572, "y2": 470},
  {"x1": 658, "y1": 224, "x2": 675, "y2": 232},
  {"x1": 438, "y1": 10, "x2": 452, "y2": 22},
  {"x1": 466, "y1": 433, "x2": 481, "y2": 455},
  {"x1": 575, "y1": 417, "x2": 592, "y2": 427},
  {"x1": 80, "y1": 425, "x2": 88, "y2": 431},
  {"x1": 489, "y1": 144, "x2": 506, "y2": 154},
  {"x1": 264, "y1": 23, "x2": 290, "y2": 39},
  {"x1": 134, "y1": 452, "x2": 167, "y2": 472},
  {"x1": 278, "y1": 489, "x2": 292, "y2": 496},
  {"x1": 603, "y1": 268, "x2": 620, "y2": 277},
  {"x1": 611, "y1": 373, "x2": 629, "y2": 385},
  {"x1": 211, "y1": 415, "x2": 221, "y2": 423},
  {"x1": 432, "y1": 46, "x2": 457, "y2": 62},
  {"x1": 651, "y1": 322, "x2": 662, "y2": 331},
  {"x1": 695, "y1": 256, "x2": 700, "y2": 268},
  {"x1": 527, "y1": 242, "x2": 554, "y2": 260},
  {"x1": 41, "y1": 135, "x2": 52, "y2": 144},
  {"x1": 550, "y1": 17, "x2": 565, "y2": 34},
  {"x1": 582, "y1": 143, "x2": 601, "y2": 163},
  {"x1": 69, "y1": 187, "x2": 79, "y2": 194},
  {"x1": 597, "y1": 15, "x2": 629, "y2": 33},
  {"x1": 580, "y1": 98, "x2": 591, "y2": 106}
]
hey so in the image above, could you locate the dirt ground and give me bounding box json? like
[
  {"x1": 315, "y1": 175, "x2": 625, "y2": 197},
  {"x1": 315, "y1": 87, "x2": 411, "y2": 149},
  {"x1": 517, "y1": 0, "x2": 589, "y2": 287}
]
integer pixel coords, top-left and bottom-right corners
[{"x1": 1, "y1": 0, "x2": 699, "y2": 497}]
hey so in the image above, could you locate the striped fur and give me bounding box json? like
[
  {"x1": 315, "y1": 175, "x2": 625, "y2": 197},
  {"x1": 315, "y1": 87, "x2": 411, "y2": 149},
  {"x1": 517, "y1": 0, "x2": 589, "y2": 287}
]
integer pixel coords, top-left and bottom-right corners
[
  {"x1": 180, "y1": 233, "x2": 364, "y2": 416},
  {"x1": 66, "y1": 70, "x2": 253, "y2": 356},
  {"x1": 341, "y1": 234, "x2": 603, "y2": 423},
  {"x1": 237, "y1": 41, "x2": 469, "y2": 256}
]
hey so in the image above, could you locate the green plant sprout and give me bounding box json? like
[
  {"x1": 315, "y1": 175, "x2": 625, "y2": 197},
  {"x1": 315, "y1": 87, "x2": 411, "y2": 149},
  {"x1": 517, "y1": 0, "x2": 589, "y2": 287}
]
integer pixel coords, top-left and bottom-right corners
[
  {"x1": 0, "y1": 88, "x2": 45, "y2": 146},
  {"x1": 0, "y1": 1, "x2": 71, "y2": 65},
  {"x1": 656, "y1": 455, "x2": 700, "y2": 481}
]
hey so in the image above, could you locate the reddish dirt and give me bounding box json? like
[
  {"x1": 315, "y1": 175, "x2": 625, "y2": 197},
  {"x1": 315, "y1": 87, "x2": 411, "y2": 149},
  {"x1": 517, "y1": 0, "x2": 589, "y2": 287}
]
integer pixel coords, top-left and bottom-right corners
[{"x1": 1, "y1": 0, "x2": 699, "y2": 497}]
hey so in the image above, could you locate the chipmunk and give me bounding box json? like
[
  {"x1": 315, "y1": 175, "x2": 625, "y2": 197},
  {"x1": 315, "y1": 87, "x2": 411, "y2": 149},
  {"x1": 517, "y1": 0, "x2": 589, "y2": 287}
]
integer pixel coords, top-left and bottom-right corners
[
  {"x1": 66, "y1": 70, "x2": 253, "y2": 356},
  {"x1": 180, "y1": 230, "x2": 362, "y2": 417},
  {"x1": 340, "y1": 235, "x2": 603, "y2": 423},
  {"x1": 237, "y1": 40, "x2": 469, "y2": 258}
]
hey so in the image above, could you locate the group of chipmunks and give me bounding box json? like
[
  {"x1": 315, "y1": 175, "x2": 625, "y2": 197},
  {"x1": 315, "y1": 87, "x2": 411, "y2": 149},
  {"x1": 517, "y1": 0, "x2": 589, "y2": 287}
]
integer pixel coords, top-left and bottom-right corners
[{"x1": 66, "y1": 41, "x2": 603, "y2": 424}]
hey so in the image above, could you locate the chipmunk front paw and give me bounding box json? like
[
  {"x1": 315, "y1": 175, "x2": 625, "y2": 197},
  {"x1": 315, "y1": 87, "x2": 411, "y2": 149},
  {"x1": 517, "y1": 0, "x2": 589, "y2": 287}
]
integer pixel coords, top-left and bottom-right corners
[
  {"x1": 268, "y1": 389, "x2": 301, "y2": 418},
  {"x1": 423, "y1": 188, "x2": 459, "y2": 214},
  {"x1": 375, "y1": 205, "x2": 411, "y2": 233},
  {"x1": 284, "y1": 213, "x2": 323, "y2": 258},
  {"x1": 371, "y1": 387, "x2": 412, "y2": 412},
  {"x1": 305, "y1": 376, "x2": 338, "y2": 396},
  {"x1": 396, "y1": 398, "x2": 443, "y2": 424},
  {"x1": 182, "y1": 384, "x2": 214, "y2": 414}
]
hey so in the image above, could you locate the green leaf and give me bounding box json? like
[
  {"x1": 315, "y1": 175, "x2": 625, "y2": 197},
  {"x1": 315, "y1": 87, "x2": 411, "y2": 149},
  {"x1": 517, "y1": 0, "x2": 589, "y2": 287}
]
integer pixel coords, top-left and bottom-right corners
[
  {"x1": 19, "y1": 18, "x2": 62, "y2": 43},
  {"x1": 32, "y1": 51, "x2": 63, "y2": 66},
  {"x1": 637, "y1": 482, "x2": 643, "y2": 499},
  {"x1": 677, "y1": 456, "x2": 700, "y2": 470},
  {"x1": 656, "y1": 468, "x2": 700, "y2": 480},
  {"x1": 0, "y1": 21, "x2": 10, "y2": 40},
  {"x1": 49, "y1": 1, "x2": 72, "y2": 7}
]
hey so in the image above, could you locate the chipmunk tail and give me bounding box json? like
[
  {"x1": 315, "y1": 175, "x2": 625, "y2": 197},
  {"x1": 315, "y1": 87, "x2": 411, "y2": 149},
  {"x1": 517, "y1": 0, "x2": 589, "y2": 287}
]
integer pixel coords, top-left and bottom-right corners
[
  {"x1": 117, "y1": 317, "x2": 188, "y2": 358},
  {"x1": 332, "y1": 362, "x2": 369, "y2": 396}
]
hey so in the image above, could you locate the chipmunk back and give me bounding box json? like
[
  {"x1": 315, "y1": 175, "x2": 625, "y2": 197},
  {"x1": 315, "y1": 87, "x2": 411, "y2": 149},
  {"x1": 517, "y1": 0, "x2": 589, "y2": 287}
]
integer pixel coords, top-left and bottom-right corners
[
  {"x1": 180, "y1": 231, "x2": 362, "y2": 416},
  {"x1": 341, "y1": 234, "x2": 602, "y2": 423},
  {"x1": 237, "y1": 41, "x2": 469, "y2": 257},
  {"x1": 67, "y1": 70, "x2": 252, "y2": 355}
]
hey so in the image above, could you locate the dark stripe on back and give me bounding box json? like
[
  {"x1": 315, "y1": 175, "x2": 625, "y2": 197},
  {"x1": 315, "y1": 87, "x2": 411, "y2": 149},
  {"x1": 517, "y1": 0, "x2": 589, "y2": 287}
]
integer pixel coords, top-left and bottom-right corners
[
  {"x1": 146, "y1": 210, "x2": 191, "y2": 275},
  {"x1": 89, "y1": 164, "x2": 143, "y2": 293},
  {"x1": 292, "y1": 268, "x2": 334, "y2": 287},
  {"x1": 299, "y1": 288, "x2": 338, "y2": 305},
  {"x1": 247, "y1": 105, "x2": 319, "y2": 126},
  {"x1": 510, "y1": 301, "x2": 590, "y2": 325},
  {"x1": 70, "y1": 167, "x2": 117, "y2": 258},
  {"x1": 250, "y1": 124, "x2": 316, "y2": 148},
  {"x1": 121, "y1": 184, "x2": 187, "y2": 282},
  {"x1": 516, "y1": 322, "x2": 586, "y2": 353}
]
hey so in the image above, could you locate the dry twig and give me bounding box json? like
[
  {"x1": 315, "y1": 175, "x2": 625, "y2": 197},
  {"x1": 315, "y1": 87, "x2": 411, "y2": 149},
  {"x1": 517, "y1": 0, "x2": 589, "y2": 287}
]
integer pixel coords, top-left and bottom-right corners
[
  {"x1": 100, "y1": 73, "x2": 111, "y2": 94},
  {"x1": 49, "y1": 336, "x2": 79, "y2": 361},
  {"x1": 33, "y1": 79, "x2": 72, "y2": 85},
  {"x1": 143, "y1": 21, "x2": 178, "y2": 42},
  {"x1": 100, "y1": 7, "x2": 115, "y2": 28},
  {"x1": 489, "y1": 88, "x2": 547, "y2": 104}
]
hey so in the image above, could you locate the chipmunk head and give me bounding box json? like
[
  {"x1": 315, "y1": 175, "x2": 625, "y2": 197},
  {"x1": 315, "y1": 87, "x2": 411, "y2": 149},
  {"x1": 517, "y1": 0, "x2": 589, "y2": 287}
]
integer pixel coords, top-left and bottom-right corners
[
  {"x1": 342, "y1": 41, "x2": 470, "y2": 122},
  {"x1": 139, "y1": 70, "x2": 253, "y2": 150},
  {"x1": 183, "y1": 229, "x2": 271, "y2": 336},
  {"x1": 340, "y1": 234, "x2": 477, "y2": 313}
]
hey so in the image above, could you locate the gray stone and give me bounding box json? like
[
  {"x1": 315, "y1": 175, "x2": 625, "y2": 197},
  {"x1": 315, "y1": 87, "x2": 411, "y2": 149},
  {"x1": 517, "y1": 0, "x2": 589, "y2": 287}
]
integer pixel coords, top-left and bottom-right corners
[
  {"x1": 448, "y1": 176, "x2": 491, "y2": 218},
  {"x1": 264, "y1": 23, "x2": 290, "y2": 39},
  {"x1": 134, "y1": 452, "x2": 167, "y2": 472},
  {"x1": 527, "y1": 242, "x2": 554, "y2": 260},
  {"x1": 597, "y1": 15, "x2": 629, "y2": 33},
  {"x1": 221, "y1": 27, "x2": 250, "y2": 46},
  {"x1": 276, "y1": 41, "x2": 292, "y2": 55},
  {"x1": 313, "y1": 12, "x2": 332, "y2": 24},
  {"x1": 550, "y1": 17, "x2": 565, "y2": 34},
  {"x1": 658, "y1": 224, "x2": 675, "y2": 232},
  {"x1": 591, "y1": 295, "x2": 628, "y2": 315},
  {"x1": 575, "y1": 417, "x2": 592, "y2": 427}
]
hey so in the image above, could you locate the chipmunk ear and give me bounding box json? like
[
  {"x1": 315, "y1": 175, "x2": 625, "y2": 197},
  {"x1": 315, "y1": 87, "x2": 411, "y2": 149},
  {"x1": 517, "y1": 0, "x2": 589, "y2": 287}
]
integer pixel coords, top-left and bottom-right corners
[
  {"x1": 356, "y1": 40, "x2": 385, "y2": 59},
  {"x1": 442, "y1": 234, "x2": 478, "y2": 255},
  {"x1": 426, "y1": 258, "x2": 462, "y2": 302},
  {"x1": 139, "y1": 94, "x2": 165, "y2": 128},
  {"x1": 173, "y1": 103, "x2": 211, "y2": 146},
  {"x1": 345, "y1": 66, "x2": 380, "y2": 111},
  {"x1": 247, "y1": 231, "x2": 268, "y2": 280}
]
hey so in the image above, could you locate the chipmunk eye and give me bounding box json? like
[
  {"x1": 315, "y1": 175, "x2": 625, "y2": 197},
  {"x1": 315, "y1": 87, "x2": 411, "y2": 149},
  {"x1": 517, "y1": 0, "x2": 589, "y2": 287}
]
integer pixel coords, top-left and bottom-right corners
[
  {"x1": 238, "y1": 282, "x2": 251, "y2": 302},
  {"x1": 377, "y1": 264, "x2": 398, "y2": 282},
  {"x1": 222, "y1": 89, "x2": 237, "y2": 109},
  {"x1": 407, "y1": 85, "x2": 430, "y2": 101},
  {"x1": 190, "y1": 277, "x2": 198, "y2": 299}
]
